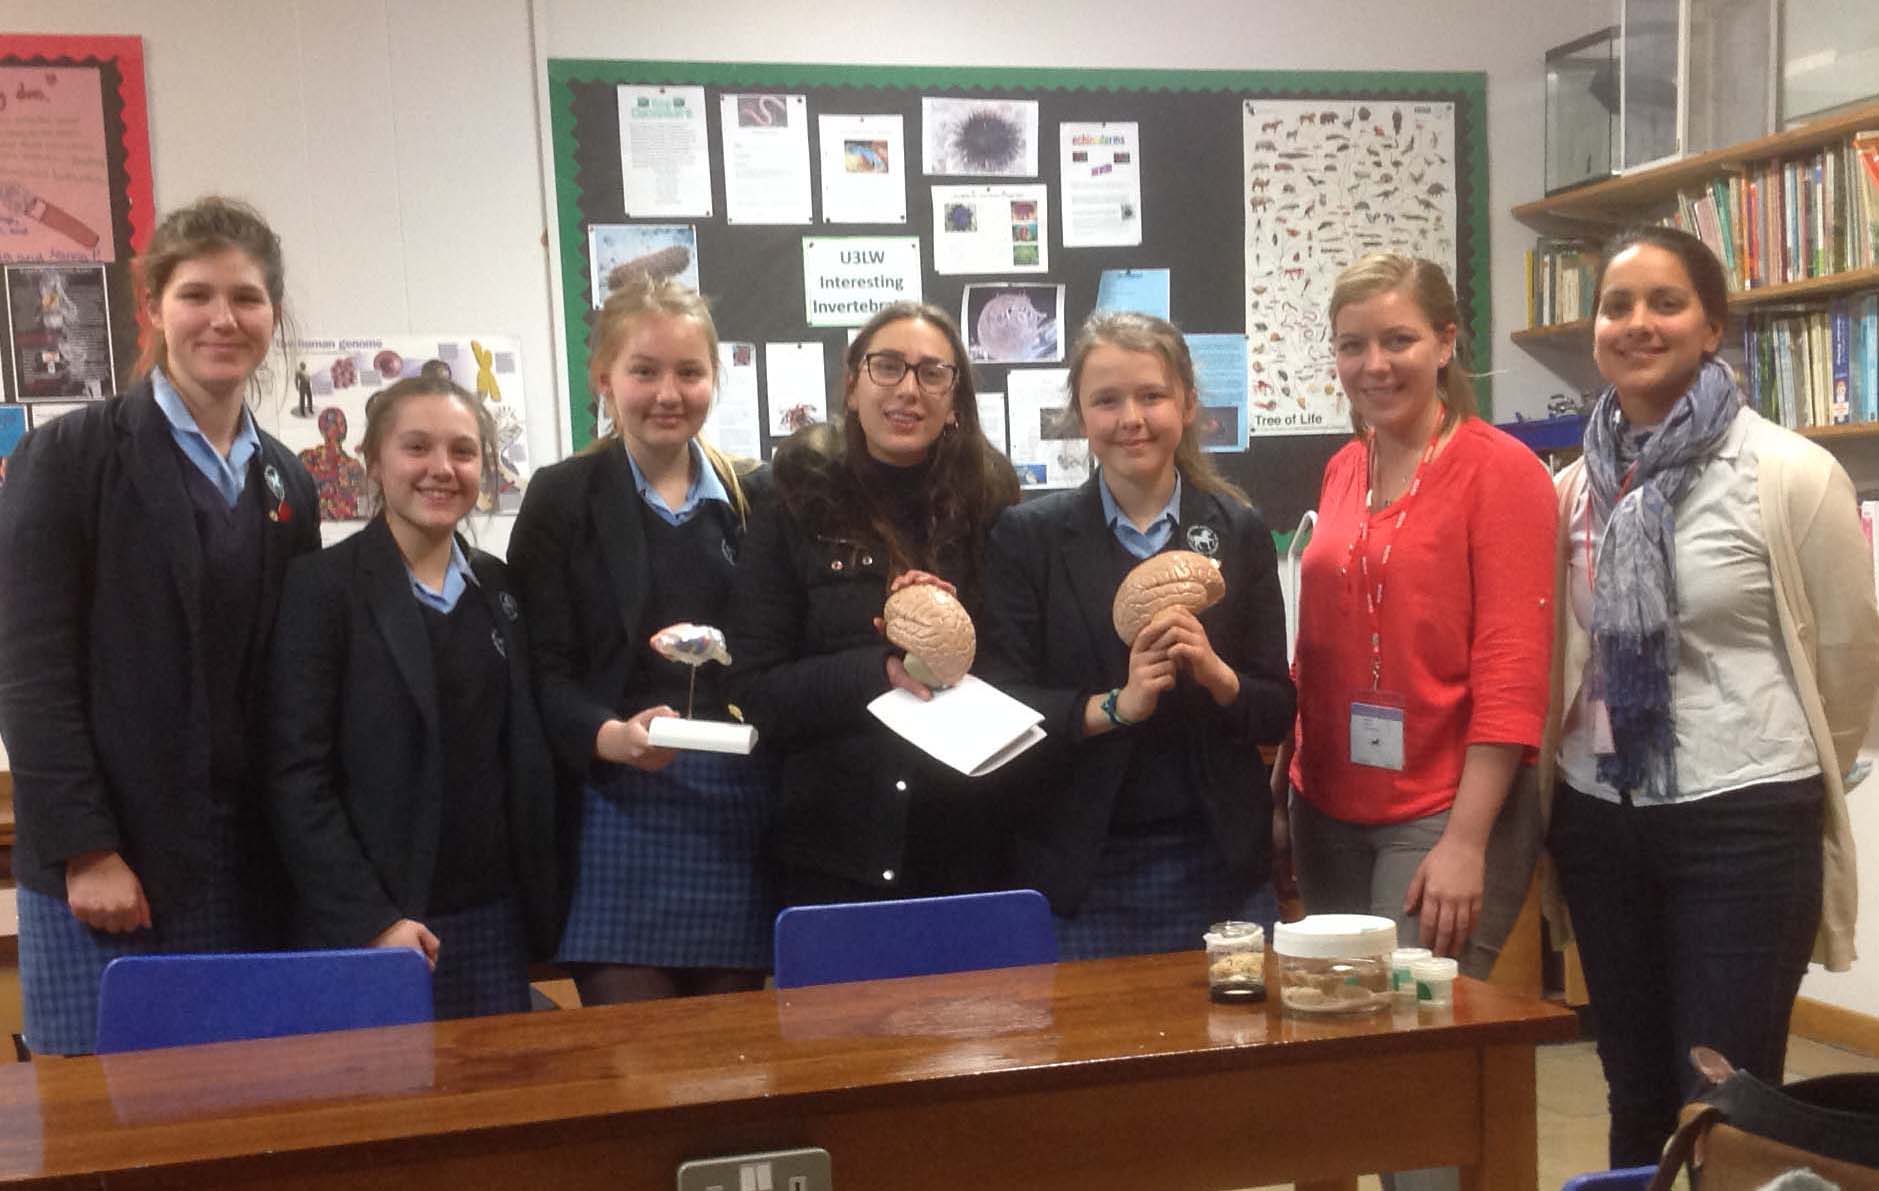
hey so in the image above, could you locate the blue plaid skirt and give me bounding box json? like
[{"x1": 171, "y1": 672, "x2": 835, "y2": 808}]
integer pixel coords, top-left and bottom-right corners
[
  {"x1": 18, "y1": 883, "x2": 275, "y2": 1057},
  {"x1": 429, "y1": 896, "x2": 531, "y2": 1020},
  {"x1": 1053, "y1": 819, "x2": 1278, "y2": 962},
  {"x1": 555, "y1": 751, "x2": 776, "y2": 971}
]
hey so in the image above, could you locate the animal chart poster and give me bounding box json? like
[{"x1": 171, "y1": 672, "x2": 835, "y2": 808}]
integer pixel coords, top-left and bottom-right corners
[
  {"x1": 257, "y1": 335, "x2": 532, "y2": 520},
  {"x1": 1243, "y1": 100, "x2": 1458, "y2": 437}
]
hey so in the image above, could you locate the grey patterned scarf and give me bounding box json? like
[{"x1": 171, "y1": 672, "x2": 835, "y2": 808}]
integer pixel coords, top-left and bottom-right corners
[{"x1": 1583, "y1": 357, "x2": 1743, "y2": 799}]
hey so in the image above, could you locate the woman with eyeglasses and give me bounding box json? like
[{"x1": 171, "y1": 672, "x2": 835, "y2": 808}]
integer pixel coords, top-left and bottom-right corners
[{"x1": 726, "y1": 302, "x2": 1020, "y2": 905}]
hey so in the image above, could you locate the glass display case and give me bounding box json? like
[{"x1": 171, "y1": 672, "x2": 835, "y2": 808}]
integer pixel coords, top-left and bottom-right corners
[
  {"x1": 1546, "y1": 27, "x2": 1620, "y2": 194},
  {"x1": 1622, "y1": 0, "x2": 1682, "y2": 169},
  {"x1": 1781, "y1": 0, "x2": 1879, "y2": 124}
]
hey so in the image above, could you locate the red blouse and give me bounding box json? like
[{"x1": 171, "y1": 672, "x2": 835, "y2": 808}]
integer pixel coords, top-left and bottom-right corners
[{"x1": 1289, "y1": 418, "x2": 1557, "y2": 825}]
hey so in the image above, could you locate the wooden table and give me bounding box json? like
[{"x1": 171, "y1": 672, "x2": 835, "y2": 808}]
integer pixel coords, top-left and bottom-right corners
[{"x1": 0, "y1": 952, "x2": 1576, "y2": 1190}]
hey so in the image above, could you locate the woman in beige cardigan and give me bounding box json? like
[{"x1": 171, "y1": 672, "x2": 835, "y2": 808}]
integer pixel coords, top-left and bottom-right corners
[{"x1": 1540, "y1": 225, "x2": 1879, "y2": 1168}]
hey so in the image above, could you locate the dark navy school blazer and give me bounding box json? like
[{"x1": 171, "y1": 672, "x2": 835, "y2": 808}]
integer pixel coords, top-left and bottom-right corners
[
  {"x1": 0, "y1": 380, "x2": 320, "y2": 912},
  {"x1": 977, "y1": 473, "x2": 1295, "y2": 914},
  {"x1": 265, "y1": 517, "x2": 559, "y2": 959}
]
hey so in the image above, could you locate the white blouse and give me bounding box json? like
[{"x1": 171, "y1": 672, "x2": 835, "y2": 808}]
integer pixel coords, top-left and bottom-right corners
[{"x1": 1558, "y1": 408, "x2": 1820, "y2": 804}]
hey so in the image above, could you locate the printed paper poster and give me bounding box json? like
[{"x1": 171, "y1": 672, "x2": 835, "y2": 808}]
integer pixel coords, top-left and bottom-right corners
[
  {"x1": 260, "y1": 335, "x2": 531, "y2": 520},
  {"x1": 1060, "y1": 122, "x2": 1142, "y2": 248},
  {"x1": 1005, "y1": 367, "x2": 1087, "y2": 490},
  {"x1": 764, "y1": 341, "x2": 827, "y2": 440},
  {"x1": 801, "y1": 236, "x2": 922, "y2": 327},
  {"x1": 921, "y1": 98, "x2": 1039, "y2": 177},
  {"x1": 931, "y1": 184, "x2": 1049, "y2": 275},
  {"x1": 5, "y1": 263, "x2": 113, "y2": 399},
  {"x1": 26, "y1": 401, "x2": 87, "y2": 426},
  {"x1": 588, "y1": 224, "x2": 699, "y2": 308},
  {"x1": 1094, "y1": 268, "x2": 1170, "y2": 319},
  {"x1": 1244, "y1": 99, "x2": 1457, "y2": 436},
  {"x1": 0, "y1": 66, "x2": 114, "y2": 263},
  {"x1": 962, "y1": 283, "x2": 1062, "y2": 364},
  {"x1": 721, "y1": 94, "x2": 812, "y2": 225},
  {"x1": 976, "y1": 390, "x2": 1008, "y2": 456},
  {"x1": 1186, "y1": 333, "x2": 1250, "y2": 453},
  {"x1": 617, "y1": 85, "x2": 712, "y2": 218},
  {"x1": 704, "y1": 341, "x2": 762, "y2": 461},
  {"x1": 818, "y1": 114, "x2": 907, "y2": 224}
]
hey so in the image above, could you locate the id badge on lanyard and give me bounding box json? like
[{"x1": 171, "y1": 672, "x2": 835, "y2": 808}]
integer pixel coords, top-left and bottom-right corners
[
  {"x1": 1341, "y1": 429, "x2": 1436, "y2": 774},
  {"x1": 1350, "y1": 690, "x2": 1407, "y2": 771}
]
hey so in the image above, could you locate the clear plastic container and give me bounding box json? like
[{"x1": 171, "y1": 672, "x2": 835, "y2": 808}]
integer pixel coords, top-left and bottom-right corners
[
  {"x1": 1273, "y1": 914, "x2": 1398, "y2": 1016},
  {"x1": 1412, "y1": 956, "x2": 1459, "y2": 1009},
  {"x1": 1204, "y1": 920, "x2": 1266, "y2": 1003},
  {"x1": 1390, "y1": 947, "x2": 1433, "y2": 1001}
]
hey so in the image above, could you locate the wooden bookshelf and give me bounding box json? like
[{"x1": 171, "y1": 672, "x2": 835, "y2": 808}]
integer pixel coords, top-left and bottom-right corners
[
  {"x1": 1514, "y1": 99, "x2": 1879, "y2": 233},
  {"x1": 1510, "y1": 318, "x2": 1591, "y2": 347},
  {"x1": 1799, "y1": 423, "x2": 1879, "y2": 444},
  {"x1": 1513, "y1": 266, "x2": 1879, "y2": 350}
]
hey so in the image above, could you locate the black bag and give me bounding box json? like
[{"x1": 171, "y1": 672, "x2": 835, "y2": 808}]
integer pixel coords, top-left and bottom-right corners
[{"x1": 1646, "y1": 1048, "x2": 1879, "y2": 1191}]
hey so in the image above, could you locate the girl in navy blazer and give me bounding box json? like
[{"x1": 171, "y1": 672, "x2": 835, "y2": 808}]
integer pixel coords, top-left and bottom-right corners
[
  {"x1": 0, "y1": 198, "x2": 321, "y2": 1055},
  {"x1": 979, "y1": 312, "x2": 1295, "y2": 959},
  {"x1": 507, "y1": 275, "x2": 773, "y2": 1006},
  {"x1": 267, "y1": 378, "x2": 558, "y2": 1019}
]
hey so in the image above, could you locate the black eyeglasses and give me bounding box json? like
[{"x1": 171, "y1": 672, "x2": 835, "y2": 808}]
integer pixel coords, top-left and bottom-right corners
[{"x1": 862, "y1": 352, "x2": 959, "y2": 394}]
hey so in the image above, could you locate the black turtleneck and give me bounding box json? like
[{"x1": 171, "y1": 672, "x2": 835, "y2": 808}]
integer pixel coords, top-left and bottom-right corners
[{"x1": 857, "y1": 451, "x2": 934, "y2": 562}]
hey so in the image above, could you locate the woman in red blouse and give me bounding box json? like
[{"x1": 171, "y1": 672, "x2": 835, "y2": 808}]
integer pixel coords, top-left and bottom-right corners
[{"x1": 1274, "y1": 253, "x2": 1555, "y2": 977}]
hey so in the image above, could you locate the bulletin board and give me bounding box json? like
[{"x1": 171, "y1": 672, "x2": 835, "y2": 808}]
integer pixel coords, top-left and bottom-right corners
[
  {"x1": 0, "y1": 34, "x2": 151, "y2": 446},
  {"x1": 546, "y1": 59, "x2": 1489, "y2": 529}
]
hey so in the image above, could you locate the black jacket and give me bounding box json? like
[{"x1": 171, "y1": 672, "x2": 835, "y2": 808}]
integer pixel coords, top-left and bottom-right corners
[
  {"x1": 265, "y1": 517, "x2": 559, "y2": 959},
  {"x1": 0, "y1": 381, "x2": 320, "y2": 908},
  {"x1": 977, "y1": 475, "x2": 1295, "y2": 914},
  {"x1": 505, "y1": 442, "x2": 768, "y2": 779},
  {"x1": 724, "y1": 474, "x2": 1001, "y2": 893}
]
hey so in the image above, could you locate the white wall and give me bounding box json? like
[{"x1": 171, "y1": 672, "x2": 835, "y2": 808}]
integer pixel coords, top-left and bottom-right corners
[{"x1": 7, "y1": 0, "x2": 560, "y2": 556}]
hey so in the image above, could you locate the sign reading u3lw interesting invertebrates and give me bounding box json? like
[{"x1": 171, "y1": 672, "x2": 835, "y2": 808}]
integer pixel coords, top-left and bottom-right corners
[{"x1": 1243, "y1": 99, "x2": 1457, "y2": 437}]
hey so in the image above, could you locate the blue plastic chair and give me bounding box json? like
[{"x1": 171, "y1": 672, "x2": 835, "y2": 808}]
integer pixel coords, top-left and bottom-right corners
[
  {"x1": 1561, "y1": 1167, "x2": 1656, "y2": 1190},
  {"x1": 95, "y1": 949, "x2": 434, "y2": 1053},
  {"x1": 773, "y1": 890, "x2": 1059, "y2": 989}
]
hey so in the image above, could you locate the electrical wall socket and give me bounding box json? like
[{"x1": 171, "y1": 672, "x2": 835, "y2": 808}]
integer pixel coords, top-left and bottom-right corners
[{"x1": 676, "y1": 1146, "x2": 831, "y2": 1191}]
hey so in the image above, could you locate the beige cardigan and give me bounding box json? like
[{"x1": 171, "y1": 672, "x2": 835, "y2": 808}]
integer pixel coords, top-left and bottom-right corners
[{"x1": 1538, "y1": 409, "x2": 1879, "y2": 972}]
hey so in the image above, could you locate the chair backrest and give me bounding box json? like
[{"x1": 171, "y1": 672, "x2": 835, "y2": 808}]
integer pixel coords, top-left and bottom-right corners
[
  {"x1": 773, "y1": 889, "x2": 1058, "y2": 989},
  {"x1": 95, "y1": 949, "x2": 434, "y2": 1053},
  {"x1": 1561, "y1": 1167, "x2": 1657, "y2": 1190}
]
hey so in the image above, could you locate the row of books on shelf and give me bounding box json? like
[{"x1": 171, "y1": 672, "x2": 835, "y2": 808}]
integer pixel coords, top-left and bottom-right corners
[
  {"x1": 1524, "y1": 239, "x2": 1598, "y2": 327},
  {"x1": 1742, "y1": 293, "x2": 1879, "y2": 428},
  {"x1": 1665, "y1": 130, "x2": 1879, "y2": 295},
  {"x1": 1523, "y1": 131, "x2": 1879, "y2": 332}
]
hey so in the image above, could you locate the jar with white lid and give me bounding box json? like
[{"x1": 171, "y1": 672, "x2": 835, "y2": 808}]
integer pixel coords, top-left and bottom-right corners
[
  {"x1": 1412, "y1": 955, "x2": 1459, "y2": 1009},
  {"x1": 1390, "y1": 947, "x2": 1433, "y2": 1001},
  {"x1": 1272, "y1": 914, "x2": 1398, "y2": 1016}
]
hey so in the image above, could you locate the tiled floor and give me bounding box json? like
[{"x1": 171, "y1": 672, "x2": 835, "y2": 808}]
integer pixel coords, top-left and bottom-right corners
[{"x1": 1249, "y1": 1034, "x2": 1879, "y2": 1191}]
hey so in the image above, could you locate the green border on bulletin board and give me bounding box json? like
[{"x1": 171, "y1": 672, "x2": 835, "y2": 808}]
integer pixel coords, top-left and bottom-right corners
[{"x1": 547, "y1": 59, "x2": 1491, "y2": 449}]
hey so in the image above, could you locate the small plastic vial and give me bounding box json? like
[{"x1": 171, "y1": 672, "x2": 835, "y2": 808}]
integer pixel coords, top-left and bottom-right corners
[
  {"x1": 1391, "y1": 947, "x2": 1433, "y2": 1001},
  {"x1": 1412, "y1": 956, "x2": 1459, "y2": 1009},
  {"x1": 1204, "y1": 921, "x2": 1267, "y2": 1003}
]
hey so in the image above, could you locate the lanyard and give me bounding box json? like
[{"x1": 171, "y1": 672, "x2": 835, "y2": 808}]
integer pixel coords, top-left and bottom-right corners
[
  {"x1": 1579, "y1": 462, "x2": 1639, "y2": 595},
  {"x1": 1342, "y1": 427, "x2": 1439, "y2": 690}
]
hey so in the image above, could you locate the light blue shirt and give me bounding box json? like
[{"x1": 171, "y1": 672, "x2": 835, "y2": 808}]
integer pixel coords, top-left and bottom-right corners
[
  {"x1": 623, "y1": 439, "x2": 730, "y2": 526},
  {"x1": 406, "y1": 538, "x2": 478, "y2": 614},
  {"x1": 151, "y1": 367, "x2": 261, "y2": 508},
  {"x1": 1099, "y1": 469, "x2": 1183, "y2": 560}
]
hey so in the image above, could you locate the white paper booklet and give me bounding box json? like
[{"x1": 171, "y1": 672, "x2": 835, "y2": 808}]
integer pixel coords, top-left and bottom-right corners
[{"x1": 866, "y1": 674, "x2": 1046, "y2": 777}]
